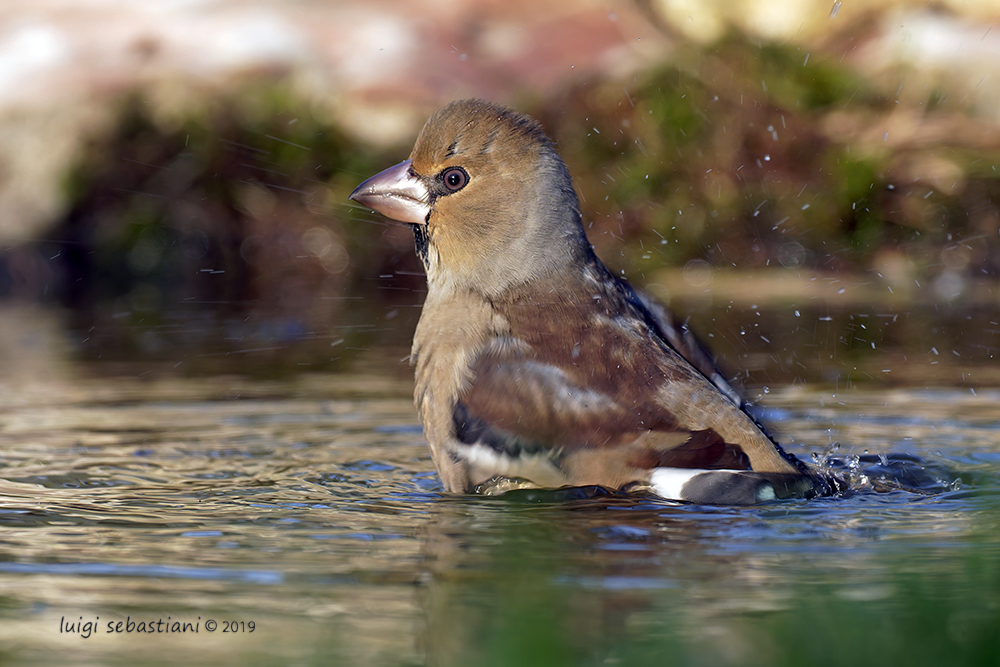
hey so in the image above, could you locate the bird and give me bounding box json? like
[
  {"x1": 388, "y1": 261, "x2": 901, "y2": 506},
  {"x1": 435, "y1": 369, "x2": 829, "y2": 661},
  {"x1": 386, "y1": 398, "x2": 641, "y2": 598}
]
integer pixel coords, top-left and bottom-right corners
[{"x1": 350, "y1": 99, "x2": 837, "y2": 504}]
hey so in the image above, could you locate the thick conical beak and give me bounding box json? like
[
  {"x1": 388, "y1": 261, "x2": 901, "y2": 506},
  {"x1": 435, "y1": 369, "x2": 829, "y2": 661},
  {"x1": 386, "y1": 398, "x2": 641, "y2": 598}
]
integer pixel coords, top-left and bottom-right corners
[{"x1": 349, "y1": 159, "x2": 430, "y2": 224}]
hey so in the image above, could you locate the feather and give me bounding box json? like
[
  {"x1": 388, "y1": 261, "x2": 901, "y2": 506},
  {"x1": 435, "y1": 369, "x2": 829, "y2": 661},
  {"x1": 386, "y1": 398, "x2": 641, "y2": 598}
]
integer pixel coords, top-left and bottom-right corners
[{"x1": 350, "y1": 99, "x2": 835, "y2": 503}]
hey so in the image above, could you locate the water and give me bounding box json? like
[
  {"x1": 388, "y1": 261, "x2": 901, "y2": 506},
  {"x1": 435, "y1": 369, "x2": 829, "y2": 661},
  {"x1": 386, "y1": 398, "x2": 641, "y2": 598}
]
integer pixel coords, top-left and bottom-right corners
[{"x1": 0, "y1": 304, "x2": 999, "y2": 666}]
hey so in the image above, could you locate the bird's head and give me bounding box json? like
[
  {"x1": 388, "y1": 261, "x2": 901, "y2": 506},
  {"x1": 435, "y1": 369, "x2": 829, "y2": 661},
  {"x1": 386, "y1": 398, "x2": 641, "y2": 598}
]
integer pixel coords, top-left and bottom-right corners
[{"x1": 350, "y1": 99, "x2": 588, "y2": 297}]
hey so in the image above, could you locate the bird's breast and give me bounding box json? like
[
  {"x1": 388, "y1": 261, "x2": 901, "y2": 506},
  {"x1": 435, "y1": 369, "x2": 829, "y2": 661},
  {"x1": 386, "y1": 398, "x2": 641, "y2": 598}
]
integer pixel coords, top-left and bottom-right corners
[{"x1": 411, "y1": 287, "x2": 508, "y2": 488}]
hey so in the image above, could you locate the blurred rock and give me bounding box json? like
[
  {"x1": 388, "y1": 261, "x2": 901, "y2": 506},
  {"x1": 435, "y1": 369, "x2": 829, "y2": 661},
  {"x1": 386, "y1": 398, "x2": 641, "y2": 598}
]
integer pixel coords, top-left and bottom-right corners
[
  {"x1": 0, "y1": 0, "x2": 996, "y2": 320},
  {"x1": 651, "y1": 1, "x2": 1000, "y2": 121},
  {"x1": 650, "y1": 0, "x2": 997, "y2": 44},
  {"x1": 0, "y1": 0, "x2": 672, "y2": 243}
]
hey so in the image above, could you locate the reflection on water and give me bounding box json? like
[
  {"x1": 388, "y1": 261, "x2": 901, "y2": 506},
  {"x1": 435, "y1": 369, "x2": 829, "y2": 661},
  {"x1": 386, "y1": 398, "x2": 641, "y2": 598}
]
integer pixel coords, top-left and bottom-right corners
[{"x1": 0, "y1": 303, "x2": 998, "y2": 666}]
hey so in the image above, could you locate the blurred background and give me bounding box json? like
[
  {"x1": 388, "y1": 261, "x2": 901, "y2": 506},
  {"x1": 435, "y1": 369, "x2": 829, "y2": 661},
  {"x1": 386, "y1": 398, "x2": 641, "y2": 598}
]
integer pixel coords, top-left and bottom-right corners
[
  {"x1": 0, "y1": 4, "x2": 999, "y2": 667},
  {"x1": 0, "y1": 0, "x2": 998, "y2": 388}
]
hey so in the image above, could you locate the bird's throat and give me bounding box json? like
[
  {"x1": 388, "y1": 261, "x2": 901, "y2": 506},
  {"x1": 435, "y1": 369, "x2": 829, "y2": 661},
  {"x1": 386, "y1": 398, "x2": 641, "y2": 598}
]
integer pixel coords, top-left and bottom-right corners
[{"x1": 410, "y1": 223, "x2": 430, "y2": 267}]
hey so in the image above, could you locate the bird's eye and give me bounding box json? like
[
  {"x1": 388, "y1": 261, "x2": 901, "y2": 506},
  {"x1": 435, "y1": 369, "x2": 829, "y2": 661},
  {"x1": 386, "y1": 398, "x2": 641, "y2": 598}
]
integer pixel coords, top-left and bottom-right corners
[{"x1": 441, "y1": 167, "x2": 469, "y2": 192}]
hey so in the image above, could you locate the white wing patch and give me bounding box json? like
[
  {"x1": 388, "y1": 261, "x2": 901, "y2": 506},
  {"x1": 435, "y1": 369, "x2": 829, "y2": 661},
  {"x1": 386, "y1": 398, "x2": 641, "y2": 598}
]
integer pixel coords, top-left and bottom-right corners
[
  {"x1": 651, "y1": 467, "x2": 778, "y2": 504},
  {"x1": 650, "y1": 467, "x2": 710, "y2": 501},
  {"x1": 455, "y1": 443, "x2": 566, "y2": 488}
]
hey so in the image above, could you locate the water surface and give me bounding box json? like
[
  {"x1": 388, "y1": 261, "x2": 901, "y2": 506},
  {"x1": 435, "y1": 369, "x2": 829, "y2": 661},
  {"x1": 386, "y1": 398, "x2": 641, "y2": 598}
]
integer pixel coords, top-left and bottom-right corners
[{"x1": 0, "y1": 303, "x2": 998, "y2": 667}]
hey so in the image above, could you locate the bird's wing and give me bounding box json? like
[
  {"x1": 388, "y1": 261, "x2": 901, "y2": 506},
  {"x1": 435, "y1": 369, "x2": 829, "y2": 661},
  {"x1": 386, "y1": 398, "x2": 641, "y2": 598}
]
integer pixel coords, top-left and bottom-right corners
[
  {"x1": 627, "y1": 287, "x2": 744, "y2": 409},
  {"x1": 453, "y1": 351, "x2": 812, "y2": 502},
  {"x1": 451, "y1": 315, "x2": 810, "y2": 501},
  {"x1": 455, "y1": 359, "x2": 740, "y2": 460}
]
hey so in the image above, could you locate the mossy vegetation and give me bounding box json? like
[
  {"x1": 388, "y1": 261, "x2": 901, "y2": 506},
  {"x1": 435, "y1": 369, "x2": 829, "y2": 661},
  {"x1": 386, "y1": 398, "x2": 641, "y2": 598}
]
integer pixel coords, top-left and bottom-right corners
[
  {"x1": 41, "y1": 84, "x2": 421, "y2": 372},
  {"x1": 22, "y1": 33, "x2": 1000, "y2": 371},
  {"x1": 533, "y1": 34, "x2": 1000, "y2": 282},
  {"x1": 56, "y1": 85, "x2": 391, "y2": 310}
]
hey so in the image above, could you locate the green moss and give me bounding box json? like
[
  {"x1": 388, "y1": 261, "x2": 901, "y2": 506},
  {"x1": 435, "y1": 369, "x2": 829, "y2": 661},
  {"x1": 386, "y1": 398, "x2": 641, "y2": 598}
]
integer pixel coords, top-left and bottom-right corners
[
  {"x1": 529, "y1": 32, "x2": 998, "y2": 282},
  {"x1": 29, "y1": 29, "x2": 1000, "y2": 369},
  {"x1": 48, "y1": 82, "x2": 416, "y2": 372},
  {"x1": 754, "y1": 40, "x2": 880, "y2": 111}
]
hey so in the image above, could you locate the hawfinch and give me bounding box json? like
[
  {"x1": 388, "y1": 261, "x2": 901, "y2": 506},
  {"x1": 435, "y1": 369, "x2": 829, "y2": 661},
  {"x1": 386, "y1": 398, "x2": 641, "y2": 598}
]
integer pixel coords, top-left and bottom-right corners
[{"x1": 350, "y1": 99, "x2": 835, "y2": 504}]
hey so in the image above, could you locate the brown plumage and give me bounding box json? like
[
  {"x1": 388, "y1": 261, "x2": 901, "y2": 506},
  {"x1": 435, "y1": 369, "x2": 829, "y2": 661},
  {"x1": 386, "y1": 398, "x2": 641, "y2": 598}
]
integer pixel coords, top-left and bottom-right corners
[{"x1": 350, "y1": 99, "x2": 834, "y2": 504}]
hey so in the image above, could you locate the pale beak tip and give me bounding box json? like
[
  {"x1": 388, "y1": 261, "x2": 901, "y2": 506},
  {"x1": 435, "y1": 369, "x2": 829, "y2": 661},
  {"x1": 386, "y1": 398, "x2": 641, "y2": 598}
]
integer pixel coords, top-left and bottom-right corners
[{"x1": 346, "y1": 159, "x2": 430, "y2": 225}]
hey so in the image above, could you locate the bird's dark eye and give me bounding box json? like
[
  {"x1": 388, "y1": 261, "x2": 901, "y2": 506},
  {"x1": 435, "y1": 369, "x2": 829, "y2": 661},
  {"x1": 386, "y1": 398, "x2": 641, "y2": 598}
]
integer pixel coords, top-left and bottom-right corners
[{"x1": 441, "y1": 167, "x2": 469, "y2": 192}]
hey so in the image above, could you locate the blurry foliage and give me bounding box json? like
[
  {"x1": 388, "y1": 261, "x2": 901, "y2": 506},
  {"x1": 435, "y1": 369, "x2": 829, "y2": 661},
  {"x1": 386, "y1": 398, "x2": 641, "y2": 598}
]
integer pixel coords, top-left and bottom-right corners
[
  {"x1": 535, "y1": 33, "x2": 1000, "y2": 285},
  {"x1": 56, "y1": 84, "x2": 396, "y2": 310},
  {"x1": 36, "y1": 84, "x2": 422, "y2": 371},
  {"x1": 5, "y1": 32, "x2": 1000, "y2": 369}
]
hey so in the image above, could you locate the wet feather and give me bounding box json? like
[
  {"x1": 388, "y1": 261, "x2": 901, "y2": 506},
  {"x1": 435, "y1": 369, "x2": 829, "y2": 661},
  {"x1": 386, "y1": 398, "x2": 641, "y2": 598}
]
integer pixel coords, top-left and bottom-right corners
[{"x1": 350, "y1": 99, "x2": 829, "y2": 503}]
